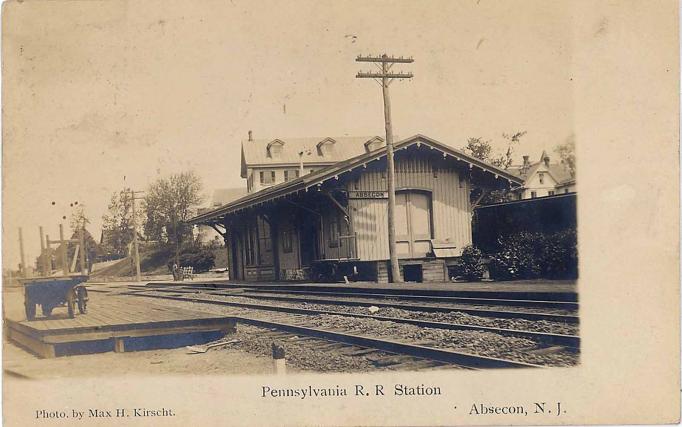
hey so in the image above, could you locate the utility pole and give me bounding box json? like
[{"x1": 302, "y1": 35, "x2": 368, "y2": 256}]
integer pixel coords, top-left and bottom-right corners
[
  {"x1": 59, "y1": 223, "x2": 68, "y2": 276},
  {"x1": 18, "y1": 228, "x2": 26, "y2": 278},
  {"x1": 356, "y1": 54, "x2": 414, "y2": 283},
  {"x1": 78, "y1": 225, "x2": 86, "y2": 274},
  {"x1": 45, "y1": 234, "x2": 51, "y2": 275},
  {"x1": 39, "y1": 226, "x2": 47, "y2": 276},
  {"x1": 129, "y1": 189, "x2": 144, "y2": 282}
]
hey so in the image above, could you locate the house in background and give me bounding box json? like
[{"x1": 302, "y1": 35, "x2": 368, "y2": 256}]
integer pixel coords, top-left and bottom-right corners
[
  {"x1": 241, "y1": 131, "x2": 386, "y2": 193},
  {"x1": 507, "y1": 151, "x2": 575, "y2": 199},
  {"x1": 196, "y1": 187, "x2": 248, "y2": 246}
]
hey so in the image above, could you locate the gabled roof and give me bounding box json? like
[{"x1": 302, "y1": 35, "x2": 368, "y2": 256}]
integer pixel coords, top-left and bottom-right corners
[
  {"x1": 364, "y1": 136, "x2": 385, "y2": 150},
  {"x1": 240, "y1": 136, "x2": 383, "y2": 177},
  {"x1": 507, "y1": 160, "x2": 573, "y2": 185},
  {"x1": 193, "y1": 134, "x2": 524, "y2": 225},
  {"x1": 316, "y1": 137, "x2": 336, "y2": 148},
  {"x1": 266, "y1": 139, "x2": 285, "y2": 149}
]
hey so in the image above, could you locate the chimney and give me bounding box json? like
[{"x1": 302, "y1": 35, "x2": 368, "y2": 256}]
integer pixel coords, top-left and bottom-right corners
[
  {"x1": 248, "y1": 130, "x2": 253, "y2": 142},
  {"x1": 521, "y1": 155, "x2": 530, "y2": 175}
]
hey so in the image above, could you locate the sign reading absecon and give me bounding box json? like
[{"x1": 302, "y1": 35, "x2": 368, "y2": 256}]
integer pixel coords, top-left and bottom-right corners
[{"x1": 347, "y1": 191, "x2": 388, "y2": 199}]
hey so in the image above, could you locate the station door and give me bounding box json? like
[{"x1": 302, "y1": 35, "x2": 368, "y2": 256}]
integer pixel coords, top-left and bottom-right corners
[{"x1": 395, "y1": 191, "x2": 433, "y2": 258}]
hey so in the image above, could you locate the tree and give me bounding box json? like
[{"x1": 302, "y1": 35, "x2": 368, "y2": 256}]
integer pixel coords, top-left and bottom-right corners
[
  {"x1": 463, "y1": 131, "x2": 527, "y2": 206},
  {"x1": 554, "y1": 135, "x2": 576, "y2": 177},
  {"x1": 143, "y1": 171, "x2": 204, "y2": 264},
  {"x1": 101, "y1": 188, "x2": 138, "y2": 257},
  {"x1": 497, "y1": 131, "x2": 527, "y2": 169},
  {"x1": 463, "y1": 131, "x2": 526, "y2": 170},
  {"x1": 464, "y1": 137, "x2": 492, "y2": 162},
  {"x1": 69, "y1": 205, "x2": 90, "y2": 233}
]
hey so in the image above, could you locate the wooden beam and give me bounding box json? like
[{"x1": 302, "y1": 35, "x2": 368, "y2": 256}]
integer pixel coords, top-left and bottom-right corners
[
  {"x1": 209, "y1": 224, "x2": 227, "y2": 238},
  {"x1": 324, "y1": 192, "x2": 349, "y2": 217},
  {"x1": 471, "y1": 190, "x2": 490, "y2": 210}
]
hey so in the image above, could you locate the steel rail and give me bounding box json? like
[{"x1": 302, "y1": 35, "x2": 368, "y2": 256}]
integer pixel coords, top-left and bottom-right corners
[
  {"x1": 131, "y1": 287, "x2": 578, "y2": 323},
  {"x1": 145, "y1": 281, "x2": 578, "y2": 302},
  {"x1": 125, "y1": 292, "x2": 579, "y2": 348},
  {"x1": 247, "y1": 288, "x2": 579, "y2": 310},
  {"x1": 204, "y1": 291, "x2": 579, "y2": 324}
]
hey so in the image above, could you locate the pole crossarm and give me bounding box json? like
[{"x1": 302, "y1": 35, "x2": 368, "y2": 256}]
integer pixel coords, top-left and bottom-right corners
[
  {"x1": 356, "y1": 55, "x2": 414, "y2": 63},
  {"x1": 356, "y1": 72, "x2": 413, "y2": 79}
]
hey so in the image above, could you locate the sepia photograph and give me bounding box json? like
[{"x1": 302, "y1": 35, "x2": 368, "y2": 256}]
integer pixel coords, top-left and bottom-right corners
[{"x1": 1, "y1": 0, "x2": 678, "y2": 426}]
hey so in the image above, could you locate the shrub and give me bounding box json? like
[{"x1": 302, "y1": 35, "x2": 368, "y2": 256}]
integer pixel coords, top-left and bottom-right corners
[
  {"x1": 488, "y1": 229, "x2": 577, "y2": 280},
  {"x1": 176, "y1": 246, "x2": 216, "y2": 272},
  {"x1": 538, "y1": 229, "x2": 578, "y2": 279},
  {"x1": 455, "y1": 245, "x2": 486, "y2": 281},
  {"x1": 489, "y1": 232, "x2": 543, "y2": 280}
]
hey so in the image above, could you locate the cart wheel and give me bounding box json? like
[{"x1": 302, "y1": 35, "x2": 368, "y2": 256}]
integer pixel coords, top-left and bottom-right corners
[
  {"x1": 41, "y1": 304, "x2": 53, "y2": 317},
  {"x1": 25, "y1": 301, "x2": 36, "y2": 321},
  {"x1": 66, "y1": 291, "x2": 76, "y2": 318},
  {"x1": 77, "y1": 287, "x2": 88, "y2": 314}
]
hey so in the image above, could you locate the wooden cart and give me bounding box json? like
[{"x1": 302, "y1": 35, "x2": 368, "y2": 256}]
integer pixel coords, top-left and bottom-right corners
[{"x1": 21, "y1": 275, "x2": 89, "y2": 320}]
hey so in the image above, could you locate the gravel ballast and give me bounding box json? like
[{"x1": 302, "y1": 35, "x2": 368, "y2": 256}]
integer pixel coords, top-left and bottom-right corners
[{"x1": 137, "y1": 292, "x2": 579, "y2": 368}]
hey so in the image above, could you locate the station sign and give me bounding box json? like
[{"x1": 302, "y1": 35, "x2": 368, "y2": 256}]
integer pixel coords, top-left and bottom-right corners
[{"x1": 348, "y1": 190, "x2": 388, "y2": 199}]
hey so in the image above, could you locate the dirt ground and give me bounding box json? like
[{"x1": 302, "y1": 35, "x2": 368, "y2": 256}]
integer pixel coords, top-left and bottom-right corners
[{"x1": 4, "y1": 341, "x2": 282, "y2": 379}]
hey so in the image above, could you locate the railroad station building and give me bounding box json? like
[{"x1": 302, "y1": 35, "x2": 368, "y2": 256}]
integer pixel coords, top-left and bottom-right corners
[{"x1": 191, "y1": 134, "x2": 522, "y2": 283}]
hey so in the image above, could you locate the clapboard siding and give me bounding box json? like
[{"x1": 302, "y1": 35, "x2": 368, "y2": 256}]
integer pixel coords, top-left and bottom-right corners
[{"x1": 349, "y1": 154, "x2": 472, "y2": 261}]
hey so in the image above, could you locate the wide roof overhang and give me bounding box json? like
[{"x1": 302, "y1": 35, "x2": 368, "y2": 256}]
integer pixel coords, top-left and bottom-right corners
[{"x1": 191, "y1": 134, "x2": 524, "y2": 226}]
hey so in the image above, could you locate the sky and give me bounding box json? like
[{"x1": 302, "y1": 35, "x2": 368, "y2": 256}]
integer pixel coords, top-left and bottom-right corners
[{"x1": 2, "y1": 0, "x2": 575, "y2": 269}]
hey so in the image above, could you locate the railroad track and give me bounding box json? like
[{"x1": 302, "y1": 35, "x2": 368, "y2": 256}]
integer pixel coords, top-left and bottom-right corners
[
  {"x1": 124, "y1": 289, "x2": 578, "y2": 369},
  {"x1": 151, "y1": 283, "x2": 578, "y2": 310},
  {"x1": 135, "y1": 286, "x2": 579, "y2": 324},
  {"x1": 247, "y1": 288, "x2": 579, "y2": 310},
  {"x1": 235, "y1": 315, "x2": 543, "y2": 369},
  {"x1": 230, "y1": 324, "x2": 456, "y2": 372}
]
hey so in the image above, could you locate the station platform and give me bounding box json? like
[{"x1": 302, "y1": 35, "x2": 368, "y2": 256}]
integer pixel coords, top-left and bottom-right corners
[{"x1": 4, "y1": 291, "x2": 235, "y2": 358}]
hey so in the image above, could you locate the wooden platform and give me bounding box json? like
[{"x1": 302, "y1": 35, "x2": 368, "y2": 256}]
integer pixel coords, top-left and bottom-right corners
[{"x1": 5, "y1": 293, "x2": 236, "y2": 358}]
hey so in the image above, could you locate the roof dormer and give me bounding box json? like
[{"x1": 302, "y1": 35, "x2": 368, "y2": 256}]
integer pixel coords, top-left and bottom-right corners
[
  {"x1": 364, "y1": 136, "x2": 385, "y2": 152},
  {"x1": 266, "y1": 139, "x2": 285, "y2": 158},
  {"x1": 316, "y1": 137, "x2": 336, "y2": 157}
]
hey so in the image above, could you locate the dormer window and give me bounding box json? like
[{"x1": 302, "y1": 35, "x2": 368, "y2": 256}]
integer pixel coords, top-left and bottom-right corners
[
  {"x1": 316, "y1": 137, "x2": 336, "y2": 157},
  {"x1": 266, "y1": 139, "x2": 285, "y2": 158},
  {"x1": 364, "y1": 136, "x2": 385, "y2": 152}
]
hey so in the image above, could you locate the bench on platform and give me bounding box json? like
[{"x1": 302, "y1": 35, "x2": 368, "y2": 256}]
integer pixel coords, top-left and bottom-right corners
[{"x1": 180, "y1": 266, "x2": 194, "y2": 281}]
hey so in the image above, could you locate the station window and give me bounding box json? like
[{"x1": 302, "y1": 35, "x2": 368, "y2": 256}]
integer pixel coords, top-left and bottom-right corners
[
  {"x1": 328, "y1": 216, "x2": 340, "y2": 248},
  {"x1": 564, "y1": 188, "x2": 569, "y2": 194},
  {"x1": 548, "y1": 190, "x2": 555, "y2": 196},
  {"x1": 245, "y1": 222, "x2": 258, "y2": 266},
  {"x1": 531, "y1": 191, "x2": 537, "y2": 199},
  {"x1": 539, "y1": 173, "x2": 544, "y2": 184},
  {"x1": 258, "y1": 218, "x2": 272, "y2": 264},
  {"x1": 282, "y1": 229, "x2": 293, "y2": 253}
]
